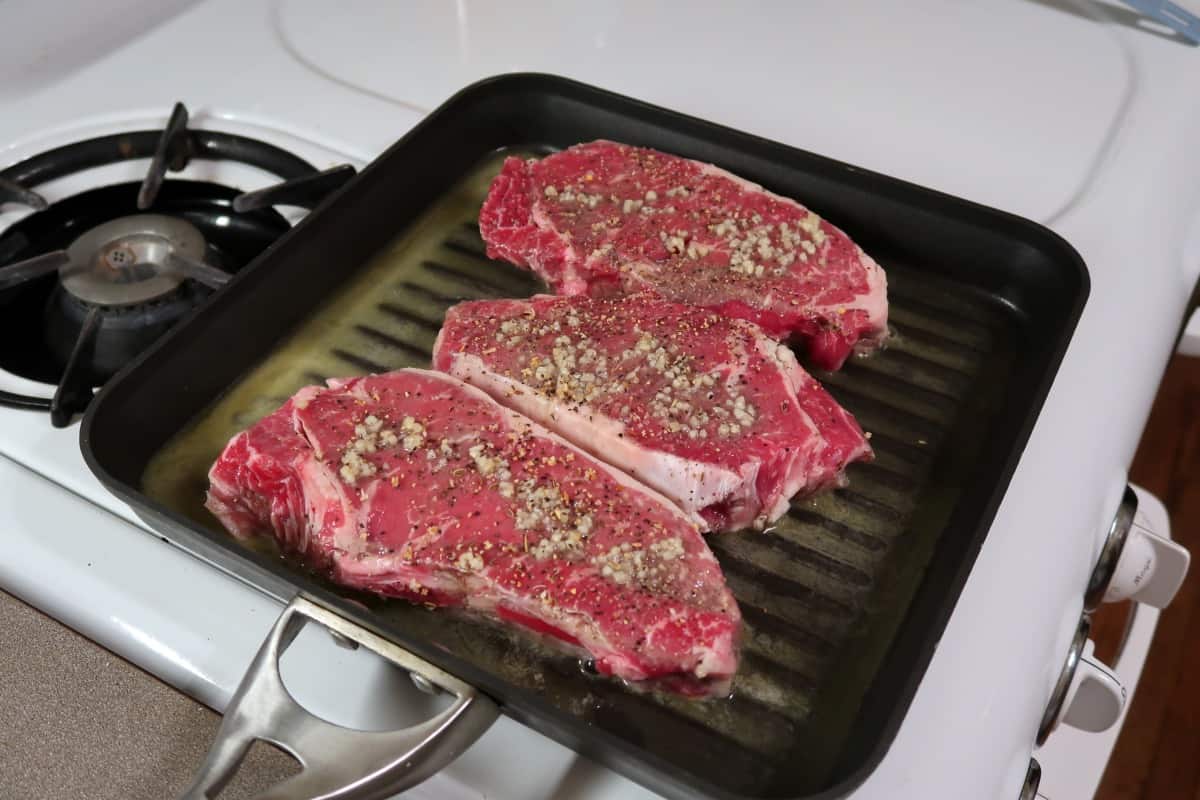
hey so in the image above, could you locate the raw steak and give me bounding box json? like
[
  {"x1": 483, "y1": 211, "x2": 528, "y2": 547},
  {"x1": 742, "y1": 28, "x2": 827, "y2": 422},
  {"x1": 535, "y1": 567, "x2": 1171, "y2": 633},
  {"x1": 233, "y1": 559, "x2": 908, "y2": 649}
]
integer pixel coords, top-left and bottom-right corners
[
  {"x1": 206, "y1": 369, "x2": 739, "y2": 693},
  {"x1": 479, "y1": 140, "x2": 888, "y2": 370},
  {"x1": 434, "y1": 294, "x2": 872, "y2": 532}
]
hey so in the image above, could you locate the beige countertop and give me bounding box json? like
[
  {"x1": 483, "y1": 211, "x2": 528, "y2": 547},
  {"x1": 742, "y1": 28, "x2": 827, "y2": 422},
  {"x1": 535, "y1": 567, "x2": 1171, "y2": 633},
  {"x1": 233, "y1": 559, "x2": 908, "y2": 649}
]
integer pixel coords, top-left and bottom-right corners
[{"x1": 0, "y1": 590, "x2": 297, "y2": 799}]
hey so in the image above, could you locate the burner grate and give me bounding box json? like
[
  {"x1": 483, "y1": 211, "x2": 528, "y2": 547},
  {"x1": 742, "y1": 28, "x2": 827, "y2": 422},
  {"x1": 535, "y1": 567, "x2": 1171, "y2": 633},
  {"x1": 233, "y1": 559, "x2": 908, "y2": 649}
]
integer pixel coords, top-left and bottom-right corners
[
  {"x1": 0, "y1": 174, "x2": 47, "y2": 210},
  {"x1": 0, "y1": 101, "x2": 356, "y2": 426}
]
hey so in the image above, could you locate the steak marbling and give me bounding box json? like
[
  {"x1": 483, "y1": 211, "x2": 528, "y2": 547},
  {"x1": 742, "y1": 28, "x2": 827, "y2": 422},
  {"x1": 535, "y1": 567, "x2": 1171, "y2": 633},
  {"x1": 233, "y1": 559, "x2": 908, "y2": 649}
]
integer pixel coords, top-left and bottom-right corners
[
  {"x1": 479, "y1": 140, "x2": 888, "y2": 370},
  {"x1": 434, "y1": 294, "x2": 872, "y2": 532},
  {"x1": 206, "y1": 369, "x2": 740, "y2": 692}
]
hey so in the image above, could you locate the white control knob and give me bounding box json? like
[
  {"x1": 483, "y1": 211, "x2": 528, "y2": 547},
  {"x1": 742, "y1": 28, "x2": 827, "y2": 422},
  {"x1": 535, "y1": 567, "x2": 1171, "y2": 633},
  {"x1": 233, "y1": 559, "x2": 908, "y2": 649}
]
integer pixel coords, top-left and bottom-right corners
[
  {"x1": 1060, "y1": 639, "x2": 1126, "y2": 733},
  {"x1": 1178, "y1": 307, "x2": 1200, "y2": 357},
  {"x1": 1037, "y1": 618, "x2": 1127, "y2": 743},
  {"x1": 1103, "y1": 485, "x2": 1190, "y2": 608}
]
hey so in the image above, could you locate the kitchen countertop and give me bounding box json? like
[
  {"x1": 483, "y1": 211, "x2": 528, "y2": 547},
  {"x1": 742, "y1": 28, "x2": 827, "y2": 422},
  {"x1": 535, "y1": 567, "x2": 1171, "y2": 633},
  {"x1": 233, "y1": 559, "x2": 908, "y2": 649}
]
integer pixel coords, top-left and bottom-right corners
[{"x1": 0, "y1": 590, "x2": 297, "y2": 799}]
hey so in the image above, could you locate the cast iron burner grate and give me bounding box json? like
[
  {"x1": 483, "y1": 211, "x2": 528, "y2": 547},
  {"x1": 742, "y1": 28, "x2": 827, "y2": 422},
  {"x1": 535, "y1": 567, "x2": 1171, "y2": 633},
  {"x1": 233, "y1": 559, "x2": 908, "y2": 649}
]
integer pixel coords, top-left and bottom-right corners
[{"x1": 0, "y1": 102, "x2": 356, "y2": 427}]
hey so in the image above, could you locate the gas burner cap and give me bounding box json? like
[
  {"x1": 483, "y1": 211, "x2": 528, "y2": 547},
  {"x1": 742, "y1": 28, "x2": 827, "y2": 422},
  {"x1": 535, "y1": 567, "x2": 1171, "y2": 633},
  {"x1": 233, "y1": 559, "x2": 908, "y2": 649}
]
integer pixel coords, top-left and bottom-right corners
[{"x1": 61, "y1": 214, "x2": 206, "y2": 307}]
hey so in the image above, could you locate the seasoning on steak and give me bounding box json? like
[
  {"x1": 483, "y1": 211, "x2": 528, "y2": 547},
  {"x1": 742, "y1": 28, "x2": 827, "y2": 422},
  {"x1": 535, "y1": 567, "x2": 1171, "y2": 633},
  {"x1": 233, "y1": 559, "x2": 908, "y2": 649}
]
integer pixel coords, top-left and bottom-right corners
[
  {"x1": 479, "y1": 140, "x2": 888, "y2": 371},
  {"x1": 434, "y1": 293, "x2": 872, "y2": 533},
  {"x1": 206, "y1": 369, "x2": 740, "y2": 693}
]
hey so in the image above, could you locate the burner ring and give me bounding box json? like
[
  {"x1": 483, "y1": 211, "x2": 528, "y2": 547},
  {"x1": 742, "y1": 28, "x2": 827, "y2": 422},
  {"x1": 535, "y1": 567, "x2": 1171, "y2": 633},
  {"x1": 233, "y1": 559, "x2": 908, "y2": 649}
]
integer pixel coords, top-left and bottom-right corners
[{"x1": 62, "y1": 214, "x2": 206, "y2": 307}]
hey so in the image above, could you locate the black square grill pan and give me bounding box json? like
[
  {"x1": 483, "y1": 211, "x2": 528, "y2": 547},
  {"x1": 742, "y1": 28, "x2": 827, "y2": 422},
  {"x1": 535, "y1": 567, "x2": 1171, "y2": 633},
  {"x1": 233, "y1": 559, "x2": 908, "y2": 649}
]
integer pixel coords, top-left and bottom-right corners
[{"x1": 81, "y1": 73, "x2": 1088, "y2": 799}]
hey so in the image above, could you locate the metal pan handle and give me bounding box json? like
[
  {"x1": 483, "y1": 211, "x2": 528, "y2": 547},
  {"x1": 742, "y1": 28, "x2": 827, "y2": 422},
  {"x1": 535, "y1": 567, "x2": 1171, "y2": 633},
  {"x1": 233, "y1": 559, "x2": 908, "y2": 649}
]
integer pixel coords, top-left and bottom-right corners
[{"x1": 178, "y1": 596, "x2": 498, "y2": 800}]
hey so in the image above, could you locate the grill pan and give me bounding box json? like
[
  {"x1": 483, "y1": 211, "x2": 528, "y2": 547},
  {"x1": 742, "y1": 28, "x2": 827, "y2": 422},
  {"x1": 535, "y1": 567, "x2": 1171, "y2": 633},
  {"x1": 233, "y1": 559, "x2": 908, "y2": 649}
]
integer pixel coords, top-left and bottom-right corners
[{"x1": 80, "y1": 74, "x2": 1088, "y2": 799}]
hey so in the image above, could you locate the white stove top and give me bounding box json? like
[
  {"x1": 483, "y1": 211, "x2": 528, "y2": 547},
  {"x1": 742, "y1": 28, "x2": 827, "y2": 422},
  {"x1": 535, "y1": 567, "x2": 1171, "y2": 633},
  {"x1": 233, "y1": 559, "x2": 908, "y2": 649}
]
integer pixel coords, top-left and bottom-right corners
[{"x1": 3, "y1": 1, "x2": 1199, "y2": 797}]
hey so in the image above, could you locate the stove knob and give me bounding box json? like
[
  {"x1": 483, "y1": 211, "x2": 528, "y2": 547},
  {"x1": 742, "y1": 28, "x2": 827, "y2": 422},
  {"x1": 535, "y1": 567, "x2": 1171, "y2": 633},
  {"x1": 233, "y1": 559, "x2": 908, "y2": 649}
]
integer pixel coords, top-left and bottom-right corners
[
  {"x1": 1060, "y1": 638, "x2": 1126, "y2": 733},
  {"x1": 1037, "y1": 618, "x2": 1126, "y2": 744},
  {"x1": 1104, "y1": 485, "x2": 1189, "y2": 607},
  {"x1": 1085, "y1": 484, "x2": 1190, "y2": 611},
  {"x1": 1178, "y1": 307, "x2": 1200, "y2": 356}
]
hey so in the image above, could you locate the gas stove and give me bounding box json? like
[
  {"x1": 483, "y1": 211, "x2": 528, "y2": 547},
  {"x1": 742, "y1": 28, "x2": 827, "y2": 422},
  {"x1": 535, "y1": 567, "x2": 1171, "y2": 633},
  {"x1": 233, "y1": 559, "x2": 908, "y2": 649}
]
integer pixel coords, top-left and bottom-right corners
[{"x1": 2, "y1": 2, "x2": 1199, "y2": 798}]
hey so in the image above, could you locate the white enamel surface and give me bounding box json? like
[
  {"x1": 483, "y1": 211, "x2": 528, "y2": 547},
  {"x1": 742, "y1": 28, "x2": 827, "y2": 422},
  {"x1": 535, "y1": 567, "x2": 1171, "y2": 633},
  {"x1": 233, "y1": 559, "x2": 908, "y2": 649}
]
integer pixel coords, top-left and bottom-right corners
[
  {"x1": 1, "y1": 0, "x2": 1198, "y2": 798},
  {"x1": 275, "y1": 0, "x2": 1133, "y2": 225},
  {"x1": 0, "y1": 0, "x2": 199, "y2": 100}
]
